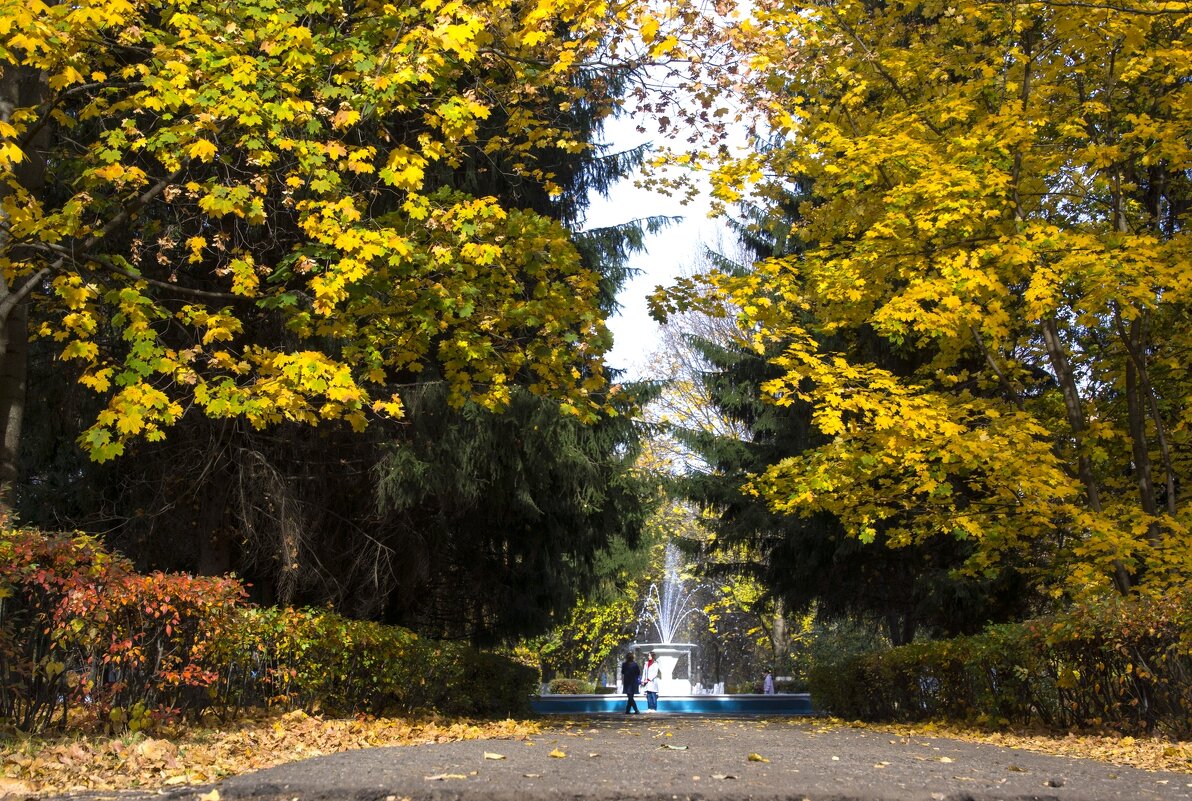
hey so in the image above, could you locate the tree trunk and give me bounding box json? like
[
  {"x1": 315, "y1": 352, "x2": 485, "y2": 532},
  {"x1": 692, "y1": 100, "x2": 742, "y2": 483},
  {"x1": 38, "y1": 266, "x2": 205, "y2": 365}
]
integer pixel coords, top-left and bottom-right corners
[
  {"x1": 1122, "y1": 316, "x2": 1161, "y2": 547},
  {"x1": 1114, "y1": 308, "x2": 1178, "y2": 518},
  {"x1": 770, "y1": 598, "x2": 789, "y2": 666},
  {"x1": 0, "y1": 64, "x2": 47, "y2": 518},
  {"x1": 0, "y1": 302, "x2": 28, "y2": 509},
  {"x1": 1040, "y1": 317, "x2": 1132, "y2": 594}
]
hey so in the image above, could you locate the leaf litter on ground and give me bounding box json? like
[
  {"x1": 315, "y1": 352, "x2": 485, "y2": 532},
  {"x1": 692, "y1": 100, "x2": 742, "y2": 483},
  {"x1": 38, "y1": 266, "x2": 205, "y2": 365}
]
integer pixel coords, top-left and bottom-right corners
[
  {"x1": 826, "y1": 718, "x2": 1192, "y2": 774},
  {"x1": 0, "y1": 710, "x2": 539, "y2": 796}
]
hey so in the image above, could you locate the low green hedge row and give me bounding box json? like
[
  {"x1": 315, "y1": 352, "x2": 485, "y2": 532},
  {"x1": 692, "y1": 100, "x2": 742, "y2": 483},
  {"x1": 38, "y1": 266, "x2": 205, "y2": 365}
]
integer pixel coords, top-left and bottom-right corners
[
  {"x1": 545, "y1": 677, "x2": 594, "y2": 694},
  {"x1": 0, "y1": 527, "x2": 535, "y2": 732},
  {"x1": 212, "y1": 607, "x2": 536, "y2": 717},
  {"x1": 809, "y1": 593, "x2": 1191, "y2": 737}
]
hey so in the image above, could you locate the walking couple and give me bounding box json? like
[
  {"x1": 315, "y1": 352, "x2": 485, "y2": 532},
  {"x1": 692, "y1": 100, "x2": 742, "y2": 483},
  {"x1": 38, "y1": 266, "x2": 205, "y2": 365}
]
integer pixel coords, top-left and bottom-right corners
[{"x1": 621, "y1": 651, "x2": 661, "y2": 714}]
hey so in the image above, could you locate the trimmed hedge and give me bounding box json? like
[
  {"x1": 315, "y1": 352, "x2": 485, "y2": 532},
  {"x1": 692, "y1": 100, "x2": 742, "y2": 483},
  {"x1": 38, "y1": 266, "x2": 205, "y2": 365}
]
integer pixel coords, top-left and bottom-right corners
[
  {"x1": 211, "y1": 607, "x2": 535, "y2": 717},
  {"x1": 809, "y1": 594, "x2": 1191, "y2": 737},
  {"x1": 545, "y1": 677, "x2": 593, "y2": 694},
  {"x1": 0, "y1": 527, "x2": 535, "y2": 732}
]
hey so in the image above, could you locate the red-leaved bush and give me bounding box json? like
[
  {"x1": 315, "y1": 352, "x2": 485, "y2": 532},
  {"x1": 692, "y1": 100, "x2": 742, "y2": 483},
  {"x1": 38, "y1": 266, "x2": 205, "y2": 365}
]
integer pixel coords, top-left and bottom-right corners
[{"x1": 0, "y1": 526, "x2": 245, "y2": 731}]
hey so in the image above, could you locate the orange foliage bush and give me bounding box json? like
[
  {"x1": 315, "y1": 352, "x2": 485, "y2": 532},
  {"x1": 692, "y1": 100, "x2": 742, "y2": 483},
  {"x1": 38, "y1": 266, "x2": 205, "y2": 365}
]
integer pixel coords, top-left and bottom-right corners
[{"x1": 0, "y1": 527, "x2": 245, "y2": 731}]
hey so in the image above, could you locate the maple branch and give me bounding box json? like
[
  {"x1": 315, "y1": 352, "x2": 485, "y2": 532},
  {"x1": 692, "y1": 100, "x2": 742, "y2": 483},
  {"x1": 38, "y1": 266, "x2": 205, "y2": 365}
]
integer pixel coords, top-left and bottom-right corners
[
  {"x1": 827, "y1": 8, "x2": 944, "y2": 138},
  {"x1": 0, "y1": 167, "x2": 185, "y2": 318},
  {"x1": 969, "y1": 325, "x2": 1024, "y2": 410},
  {"x1": 17, "y1": 82, "x2": 143, "y2": 150},
  {"x1": 14, "y1": 241, "x2": 246, "y2": 304}
]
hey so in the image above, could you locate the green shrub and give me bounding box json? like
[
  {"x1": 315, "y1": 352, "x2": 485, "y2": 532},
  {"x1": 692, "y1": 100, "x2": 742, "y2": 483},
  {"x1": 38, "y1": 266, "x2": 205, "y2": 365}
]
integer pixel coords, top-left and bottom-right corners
[
  {"x1": 808, "y1": 594, "x2": 1191, "y2": 737},
  {"x1": 546, "y1": 677, "x2": 593, "y2": 694}
]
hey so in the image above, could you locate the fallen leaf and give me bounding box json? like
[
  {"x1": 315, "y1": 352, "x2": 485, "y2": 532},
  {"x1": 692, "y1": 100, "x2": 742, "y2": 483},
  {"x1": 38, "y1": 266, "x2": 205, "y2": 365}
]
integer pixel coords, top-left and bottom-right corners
[
  {"x1": 748, "y1": 753, "x2": 770, "y2": 763},
  {"x1": 659, "y1": 744, "x2": 688, "y2": 750},
  {"x1": 588, "y1": 753, "x2": 600, "y2": 758},
  {"x1": 0, "y1": 779, "x2": 33, "y2": 796},
  {"x1": 483, "y1": 752, "x2": 505, "y2": 760},
  {"x1": 423, "y1": 773, "x2": 467, "y2": 781},
  {"x1": 198, "y1": 791, "x2": 221, "y2": 801},
  {"x1": 523, "y1": 773, "x2": 541, "y2": 778},
  {"x1": 939, "y1": 756, "x2": 954, "y2": 763},
  {"x1": 548, "y1": 748, "x2": 566, "y2": 758}
]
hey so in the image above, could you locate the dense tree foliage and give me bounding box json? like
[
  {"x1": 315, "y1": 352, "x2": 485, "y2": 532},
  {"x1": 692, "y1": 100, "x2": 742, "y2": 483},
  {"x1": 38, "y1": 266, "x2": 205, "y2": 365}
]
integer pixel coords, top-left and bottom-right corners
[
  {"x1": 2, "y1": 0, "x2": 670, "y2": 640},
  {"x1": 0, "y1": 0, "x2": 643, "y2": 499},
  {"x1": 658, "y1": 208, "x2": 1032, "y2": 643},
  {"x1": 654, "y1": 0, "x2": 1192, "y2": 602}
]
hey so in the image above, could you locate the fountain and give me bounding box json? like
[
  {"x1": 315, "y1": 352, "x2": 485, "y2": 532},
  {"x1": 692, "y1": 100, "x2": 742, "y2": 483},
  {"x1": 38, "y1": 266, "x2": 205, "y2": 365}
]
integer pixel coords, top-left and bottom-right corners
[
  {"x1": 531, "y1": 543, "x2": 815, "y2": 715},
  {"x1": 630, "y1": 543, "x2": 701, "y2": 695}
]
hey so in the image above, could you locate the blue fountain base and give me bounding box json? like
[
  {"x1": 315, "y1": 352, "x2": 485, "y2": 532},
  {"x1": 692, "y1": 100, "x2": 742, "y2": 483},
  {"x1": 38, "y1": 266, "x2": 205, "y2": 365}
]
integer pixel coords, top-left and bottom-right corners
[{"x1": 530, "y1": 693, "x2": 816, "y2": 715}]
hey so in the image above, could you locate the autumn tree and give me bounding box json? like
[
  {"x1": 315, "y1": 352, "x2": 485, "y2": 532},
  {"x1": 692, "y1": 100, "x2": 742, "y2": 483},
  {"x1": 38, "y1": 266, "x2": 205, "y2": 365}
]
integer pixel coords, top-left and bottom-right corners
[
  {"x1": 0, "y1": 0, "x2": 644, "y2": 517},
  {"x1": 3, "y1": 0, "x2": 682, "y2": 642},
  {"x1": 653, "y1": 0, "x2": 1192, "y2": 600},
  {"x1": 661, "y1": 206, "x2": 1035, "y2": 643}
]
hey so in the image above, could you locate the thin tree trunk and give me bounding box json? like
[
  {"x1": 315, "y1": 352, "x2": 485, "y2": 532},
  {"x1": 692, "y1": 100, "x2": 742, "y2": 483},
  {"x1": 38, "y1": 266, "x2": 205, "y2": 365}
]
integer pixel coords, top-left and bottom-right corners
[
  {"x1": 770, "y1": 598, "x2": 788, "y2": 667},
  {"x1": 0, "y1": 303, "x2": 28, "y2": 507},
  {"x1": 1121, "y1": 317, "x2": 1161, "y2": 547},
  {"x1": 1040, "y1": 317, "x2": 1132, "y2": 594},
  {"x1": 1114, "y1": 308, "x2": 1178, "y2": 517},
  {"x1": 0, "y1": 64, "x2": 47, "y2": 517}
]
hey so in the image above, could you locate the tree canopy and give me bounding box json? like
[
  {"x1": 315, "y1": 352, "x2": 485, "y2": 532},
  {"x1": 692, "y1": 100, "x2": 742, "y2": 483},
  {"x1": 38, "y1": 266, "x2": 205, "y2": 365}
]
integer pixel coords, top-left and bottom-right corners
[
  {"x1": 653, "y1": 0, "x2": 1192, "y2": 601},
  {"x1": 0, "y1": 0, "x2": 634, "y2": 485}
]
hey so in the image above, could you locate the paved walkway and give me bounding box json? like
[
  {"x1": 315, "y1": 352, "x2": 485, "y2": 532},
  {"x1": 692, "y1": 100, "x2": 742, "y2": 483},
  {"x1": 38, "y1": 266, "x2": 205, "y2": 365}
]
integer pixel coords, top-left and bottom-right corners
[{"x1": 184, "y1": 715, "x2": 1192, "y2": 801}]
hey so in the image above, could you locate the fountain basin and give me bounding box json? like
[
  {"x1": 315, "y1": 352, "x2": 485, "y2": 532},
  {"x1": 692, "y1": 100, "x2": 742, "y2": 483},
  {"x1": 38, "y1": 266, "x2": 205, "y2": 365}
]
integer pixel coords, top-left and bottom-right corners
[
  {"x1": 632, "y1": 642, "x2": 696, "y2": 695},
  {"x1": 530, "y1": 692, "x2": 815, "y2": 715}
]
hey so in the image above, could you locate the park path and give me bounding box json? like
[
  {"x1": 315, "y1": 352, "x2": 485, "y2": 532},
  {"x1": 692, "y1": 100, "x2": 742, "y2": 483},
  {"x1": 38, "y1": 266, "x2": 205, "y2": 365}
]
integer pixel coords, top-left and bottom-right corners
[{"x1": 184, "y1": 715, "x2": 1191, "y2": 801}]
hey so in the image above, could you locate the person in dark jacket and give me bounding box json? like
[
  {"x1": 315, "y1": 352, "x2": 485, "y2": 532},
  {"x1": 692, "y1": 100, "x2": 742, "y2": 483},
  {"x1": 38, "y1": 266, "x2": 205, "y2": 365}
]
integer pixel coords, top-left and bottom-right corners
[{"x1": 620, "y1": 652, "x2": 641, "y2": 714}]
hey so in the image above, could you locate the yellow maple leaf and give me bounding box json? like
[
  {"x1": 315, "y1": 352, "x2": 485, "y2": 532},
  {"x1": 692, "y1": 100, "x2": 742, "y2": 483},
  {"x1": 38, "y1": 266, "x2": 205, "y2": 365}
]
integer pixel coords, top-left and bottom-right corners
[{"x1": 188, "y1": 139, "x2": 218, "y2": 162}]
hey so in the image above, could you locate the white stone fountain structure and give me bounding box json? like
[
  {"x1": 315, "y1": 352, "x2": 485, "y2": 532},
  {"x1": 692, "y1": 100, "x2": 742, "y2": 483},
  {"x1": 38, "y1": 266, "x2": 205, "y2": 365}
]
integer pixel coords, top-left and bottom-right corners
[{"x1": 631, "y1": 543, "x2": 701, "y2": 695}]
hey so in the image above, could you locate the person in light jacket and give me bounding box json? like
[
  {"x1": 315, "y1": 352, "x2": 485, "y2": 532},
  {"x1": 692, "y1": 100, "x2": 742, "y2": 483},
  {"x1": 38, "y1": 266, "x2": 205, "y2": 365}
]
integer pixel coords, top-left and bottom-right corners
[{"x1": 641, "y1": 651, "x2": 661, "y2": 712}]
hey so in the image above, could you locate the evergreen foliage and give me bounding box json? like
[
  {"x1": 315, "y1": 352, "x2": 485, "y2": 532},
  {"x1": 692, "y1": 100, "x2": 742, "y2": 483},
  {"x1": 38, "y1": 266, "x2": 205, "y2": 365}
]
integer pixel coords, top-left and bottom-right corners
[{"x1": 373, "y1": 381, "x2": 656, "y2": 644}]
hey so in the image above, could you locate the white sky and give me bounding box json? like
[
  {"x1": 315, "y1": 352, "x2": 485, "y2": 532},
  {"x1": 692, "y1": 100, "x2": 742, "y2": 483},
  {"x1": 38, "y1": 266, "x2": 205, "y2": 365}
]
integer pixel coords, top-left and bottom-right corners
[{"x1": 582, "y1": 115, "x2": 722, "y2": 380}]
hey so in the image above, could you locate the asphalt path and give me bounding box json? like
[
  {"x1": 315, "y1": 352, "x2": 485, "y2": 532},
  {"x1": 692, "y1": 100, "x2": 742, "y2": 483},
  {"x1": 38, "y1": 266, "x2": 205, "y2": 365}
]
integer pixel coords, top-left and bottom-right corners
[{"x1": 180, "y1": 715, "x2": 1192, "y2": 801}]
